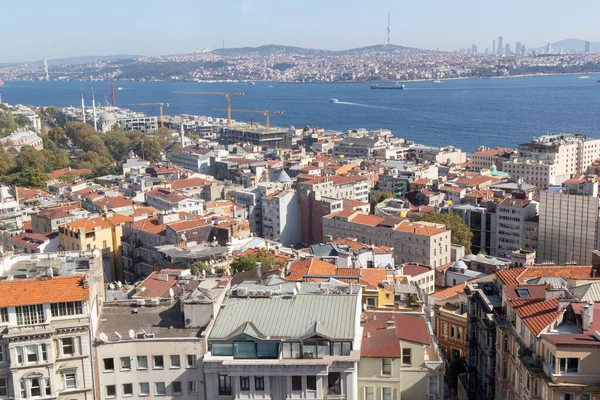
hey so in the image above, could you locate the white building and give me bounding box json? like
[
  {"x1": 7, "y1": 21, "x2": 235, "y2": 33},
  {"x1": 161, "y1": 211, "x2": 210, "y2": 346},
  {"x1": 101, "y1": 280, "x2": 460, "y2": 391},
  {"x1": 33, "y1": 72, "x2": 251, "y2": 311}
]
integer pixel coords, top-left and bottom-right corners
[
  {"x1": 0, "y1": 275, "x2": 96, "y2": 399},
  {"x1": 146, "y1": 189, "x2": 204, "y2": 215},
  {"x1": 203, "y1": 281, "x2": 362, "y2": 400},
  {"x1": 261, "y1": 189, "x2": 301, "y2": 247},
  {"x1": 11, "y1": 106, "x2": 42, "y2": 133},
  {"x1": 494, "y1": 197, "x2": 539, "y2": 258},
  {"x1": 170, "y1": 147, "x2": 215, "y2": 173},
  {"x1": 503, "y1": 134, "x2": 600, "y2": 188},
  {"x1": 0, "y1": 129, "x2": 43, "y2": 153}
]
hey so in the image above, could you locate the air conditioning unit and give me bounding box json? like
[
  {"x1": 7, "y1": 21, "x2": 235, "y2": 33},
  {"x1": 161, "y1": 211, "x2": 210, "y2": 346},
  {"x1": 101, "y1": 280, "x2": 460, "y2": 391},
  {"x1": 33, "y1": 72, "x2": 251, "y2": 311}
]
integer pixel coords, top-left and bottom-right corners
[
  {"x1": 247, "y1": 290, "x2": 256, "y2": 297},
  {"x1": 264, "y1": 290, "x2": 272, "y2": 297},
  {"x1": 255, "y1": 291, "x2": 264, "y2": 297},
  {"x1": 236, "y1": 288, "x2": 248, "y2": 297}
]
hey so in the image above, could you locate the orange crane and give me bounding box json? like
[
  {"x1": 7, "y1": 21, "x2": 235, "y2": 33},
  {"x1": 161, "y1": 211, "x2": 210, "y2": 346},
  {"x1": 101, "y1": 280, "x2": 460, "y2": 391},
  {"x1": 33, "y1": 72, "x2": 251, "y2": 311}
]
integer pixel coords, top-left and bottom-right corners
[
  {"x1": 174, "y1": 91, "x2": 244, "y2": 126},
  {"x1": 128, "y1": 102, "x2": 169, "y2": 128},
  {"x1": 212, "y1": 108, "x2": 283, "y2": 129}
]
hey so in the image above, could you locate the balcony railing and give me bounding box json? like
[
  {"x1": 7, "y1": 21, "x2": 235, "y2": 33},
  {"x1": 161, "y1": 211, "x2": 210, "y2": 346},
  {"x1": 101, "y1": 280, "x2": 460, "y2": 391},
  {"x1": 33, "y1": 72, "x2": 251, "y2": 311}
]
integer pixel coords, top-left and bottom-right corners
[{"x1": 519, "y1": 347, "x2": 542, "y2": 370}]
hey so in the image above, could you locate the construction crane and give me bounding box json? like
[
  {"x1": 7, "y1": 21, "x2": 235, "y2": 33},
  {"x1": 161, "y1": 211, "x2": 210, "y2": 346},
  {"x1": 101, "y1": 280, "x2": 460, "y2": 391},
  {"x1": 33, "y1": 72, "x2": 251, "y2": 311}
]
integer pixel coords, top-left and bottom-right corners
[
  {"x1": 212, "y1": 108, "x2": 283, "y2": 130},
  {"x1": 174, "y1": 91, "x2": 244, "y2": 126},
  {"x1": 128, "y1": 102, "x2": 169, "y2": 128}
]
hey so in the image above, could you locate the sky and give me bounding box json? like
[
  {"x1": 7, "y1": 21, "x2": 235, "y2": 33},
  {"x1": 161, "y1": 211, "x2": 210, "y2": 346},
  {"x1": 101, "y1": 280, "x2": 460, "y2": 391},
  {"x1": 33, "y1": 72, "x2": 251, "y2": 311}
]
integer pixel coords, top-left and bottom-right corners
[{"x1": 2, "y1": 0, "x2": 600, "y2": 63}]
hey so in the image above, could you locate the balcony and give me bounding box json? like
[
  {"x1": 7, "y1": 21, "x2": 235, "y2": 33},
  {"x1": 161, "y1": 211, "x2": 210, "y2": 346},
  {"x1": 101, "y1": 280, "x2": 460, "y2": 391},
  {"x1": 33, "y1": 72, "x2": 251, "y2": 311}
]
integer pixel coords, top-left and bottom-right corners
[
  {"x1": 6, "y1": 323, "x2": 52, "y2": 337},
  {"x1": 519, "y1": 347, "x2": 542, "y2": 370}
]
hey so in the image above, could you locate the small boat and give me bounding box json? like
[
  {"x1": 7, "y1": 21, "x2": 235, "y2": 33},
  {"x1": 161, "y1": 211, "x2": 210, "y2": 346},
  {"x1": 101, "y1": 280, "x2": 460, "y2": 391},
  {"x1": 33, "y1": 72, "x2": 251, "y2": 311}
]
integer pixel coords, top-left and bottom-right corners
[
  {"x1": 371, "y1": 83, "x2": 405, "y2": 90},
  {"x1": 579, "y1": 76, "x2": 590, "y2": 80},
  {"x1": 433, "y1": 79, "x2": 443, "y2": 83},
  {"x1": 117, "y1": 87, "x2": 124, "y2": 91},
  {"x1": 249, "y1": 81, "x2": 256, "y2": 85},
  {"x1": 330, "y1": 98, "x2": 339, "y2": 103}
]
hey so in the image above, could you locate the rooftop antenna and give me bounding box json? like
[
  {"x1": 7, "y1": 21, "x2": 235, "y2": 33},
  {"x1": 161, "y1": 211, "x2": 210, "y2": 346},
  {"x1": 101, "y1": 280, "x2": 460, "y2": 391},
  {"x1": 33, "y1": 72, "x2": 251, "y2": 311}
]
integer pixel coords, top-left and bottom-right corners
[
  {"x1": 44, "y1": 58, "x2": 50, "y2": 81},
  {"x1": 91, "y1": 87, "x2": 97, "y2": 131},
  {"x1": 387, "y1": 12, "x2": 391, "y2": 46},
  {"x1": 80, "y1": 88, "x2": 86, "y2": 123}
]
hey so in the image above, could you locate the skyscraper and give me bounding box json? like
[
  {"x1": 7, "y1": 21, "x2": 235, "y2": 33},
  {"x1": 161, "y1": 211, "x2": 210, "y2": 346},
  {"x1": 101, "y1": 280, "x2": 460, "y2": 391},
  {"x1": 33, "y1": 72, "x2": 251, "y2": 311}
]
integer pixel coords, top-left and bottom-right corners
[
  {"x1": 521, "y1": 44, "x2": 526, "y2": 55},
  {"x1": 497, "y1": 36, "x2": 503, "y2": 54},
  {"x1": 505, "y1": 43, "x2": 511, "y2": 54},
  {"x1": 471, "y1": 44, "x2": 478, "y2": 54},
  {"x1": 484, "y1": 48, "x2": 489, "y2": 55},
  {"x1": 492, "y1": 39, "x2": 496, "y2": 55},
  {"x1": 515, "y1": 41, "x2": 522, "y2": 55},
  {"x1": 585, "y1": 40, "x2": 590, "y2": 53}
]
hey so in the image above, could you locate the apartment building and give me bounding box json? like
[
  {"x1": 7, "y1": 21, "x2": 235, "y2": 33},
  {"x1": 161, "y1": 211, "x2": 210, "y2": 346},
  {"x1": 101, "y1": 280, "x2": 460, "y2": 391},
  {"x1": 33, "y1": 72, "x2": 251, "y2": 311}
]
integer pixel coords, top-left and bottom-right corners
[
  {"x1": 400, "y1": 264, "x2": 436, "y2": 294},
  {"x1": 408, "y1": 145, "x2": 466, "y2": 165},
  {"x1": 0, "y1": 276, "x2": 95, "y2": 399},
  {"x1": 359, "y1": 312, "x2": 444, "y2": 400},
  {"x1": 203, "y1": 281, "x2": 362, "y2": 400},
  {"x1": 495, "y1": 197, "x2": 539, "y2": 258},
  {"x1": 170, "y1": 146, "x2": 215, "y2": 173},
  {"x1": 470, "y1": 147, "x2": 515, "y2": 171},
  {"x1": 431, "y1": 284, "x2": 469, "y2": 363},
  {"x1": 333, "y1": 136, "x2": 387, "y2": 158},
  {"x1": 503, "y1": 134, "x2": 600, "y2": 188},
  {"x1": 221, "y1": 125, "x2": 286, "y2": 148},
  {"x1": 261, "y1": 189, "x2": 301, "y2": 247},
  {"x1": 146, "y1": 188, "x2": 204, "y2": 215},
  {"x1": 117, "y1": 115, "x2": 159, "y2": 133},
  {"x1": 449, "y1": 204, "x2": 496, "y2": 255},
  {"x1": 537, "y1": 178, "x2": 600, "y2": 265},
  {"x1": 323, "y1": 210, "x2": 452, "y2": 268},
  {"x1": 0, "y1": 185, "x2": 23, "y2": 229}
]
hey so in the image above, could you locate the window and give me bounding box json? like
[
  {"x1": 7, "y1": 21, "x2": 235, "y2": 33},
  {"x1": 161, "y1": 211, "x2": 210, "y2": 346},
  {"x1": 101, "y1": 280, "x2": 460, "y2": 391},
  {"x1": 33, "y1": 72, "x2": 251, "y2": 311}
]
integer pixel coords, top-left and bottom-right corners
[
  {"x1": 155, "y1": 382, "x2": 166, "y2": 396},
  {"x1": 212, "y1": 343, "x2": 233, "y2": 356},
  {"x1": 103, "y1": 240, "x2": 108, "y2": 248},
  {"x1": 24, "y1": 345, "x2": 38, "y2": 363},
  {"x1": 255, "y1": 376, "x2": 265, "y2": 391},
  {"x1": 173, "y1": 381, "x2": 182, "y2": 395},
  {"x1": 186, "y1": 354, "x2": 196, "y2": 368},
  {"x1": 525, "y1": 371, "x2": 531, "y2": 392},
  {"x1": 442, "y1": 323, "x2": 447, "y2": 336},
  {"x1": 16, "y1": 304, "x2": 45, "y2": 326},
  {"x1": 0, "y1": 308, "x2": 8, "y2": 323},
  {"x1": 240, "y1": 376, "x2": 250, "y2": 391},
  {"x1": 327, "y1": 372, "x2": 341, "y2": 395},
  {"x1": 402, "y1": 348, "x2": 412, "y2": 365},
  {"x1": 0, "y1": 378, "x2": 5, "y2": 396},
  {"x1": 153, "y1": 355, "x2": 164, "y2": 369},
  {"x1": 106, "y1": 385, "x2": 116, "y2": 398},
  {"x1": 382, "y1": 358, "x2": 392, "y2": 375},
  {"x1": 450, "y1": 325, "x2": 456, "y2": 338},
  {"x1": 457, "y1": 327, "x2": 462, "y2": 340},
  {"x1": 503, "y1": 360, "x2": 508, "y2": 379},
  {"x1": 282, "y1": 342, "x2": 301, "y2": 359},
  {"x1": 137, "y1": 355, "x2": 148, "y2": 369},
  {"x1": 123, "y1": 383, "x2": 133, "y2": 397},
  {"x1": 117, "y1": 356, "x2": 131, "y2": 370},
  {"x1": 62, "y1": 337, "x2": 75, "y2": 356},
  {"x1": 383, "y1": 387, "x2": 392, "y2": 400},
  {"x1": 429, "y1": 375, "x2": 438, "y2": 394},
  {"x1": 503, "y1": 335, "x2": 509, "y2": 351},
  {"x1": 366, "y1": 297, "x2": 376, "y2": 307},
  {"x1": 292, "y1": 376, "x2": 302, "y2": 391},
  {"x1": 365, "y1": 387, "x2": 375, "y2": 400},
  {"x1": 307, "y1": 376, "x2": 317, "y2": 391},
  {"x1": 188, "y1": 381, "x2": 199, "y2": 394},
  {"x1": 51, "y1": 301, "x2": 83, "y2": 317},
  {"x1": 233, "y1": 342, "x2": 256, "y2": 359},
  {"x1": 170, "y1": 355, "x2": 181, "y2": 368},
  {"x1": 103, "y1": 358, "x2": 114, "y2": 372},
  {"x1": 140, "y1": 382, "x2": 150, "y2": 396},
  {"x1": 64, "y1": 370, "x2": 77, "y2": 389},
  {"x1": 41, "y1": 343, "x2": 47, "y2": 362},
  {"x1": 332, "y1": 341, "x2": 352, "y2": 356},
  {"x1": 218, "y1": 374, "x2": 231, "y2": 395},
  {"x1": 559, "y1": 358, "x2": 579, "y2": 373},
  {"x1": 257, "y1": 342, "x2": 279, "y2": 358}
]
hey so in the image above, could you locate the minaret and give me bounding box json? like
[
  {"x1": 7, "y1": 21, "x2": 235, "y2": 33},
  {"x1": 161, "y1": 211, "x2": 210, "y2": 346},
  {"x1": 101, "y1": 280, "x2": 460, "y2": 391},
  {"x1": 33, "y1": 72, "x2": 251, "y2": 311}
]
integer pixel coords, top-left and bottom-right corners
[
  {"x1": 80, "y1": 88, "x2": 86, "y2": 123},
  {"x1": 180, "y1": 123, "x2": 185, "y2": 147},
  {"x1": 91, "y1": 88, "x2": 97, "y2": 131}
]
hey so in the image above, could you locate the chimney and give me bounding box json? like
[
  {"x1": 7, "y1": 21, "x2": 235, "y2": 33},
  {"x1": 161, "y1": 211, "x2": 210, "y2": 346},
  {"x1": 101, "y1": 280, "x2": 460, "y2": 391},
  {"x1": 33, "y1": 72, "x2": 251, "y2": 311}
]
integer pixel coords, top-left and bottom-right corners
[
  {"x1": 582, "y1": 301, "x2": 594, "y2": 331},
  {"x1": 255, "y1": 262, "x2": 262, "y2": 283},
  {"x1": 386, "y1": 319, "x2": 395, "y2": 329}
]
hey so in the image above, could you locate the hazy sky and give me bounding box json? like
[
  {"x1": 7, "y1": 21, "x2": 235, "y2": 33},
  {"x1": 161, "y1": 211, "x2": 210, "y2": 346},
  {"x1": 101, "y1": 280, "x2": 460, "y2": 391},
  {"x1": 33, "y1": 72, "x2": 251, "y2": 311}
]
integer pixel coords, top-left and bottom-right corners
[{"x1": 2, "y1": 0, "x2": 600, "y2": 62}]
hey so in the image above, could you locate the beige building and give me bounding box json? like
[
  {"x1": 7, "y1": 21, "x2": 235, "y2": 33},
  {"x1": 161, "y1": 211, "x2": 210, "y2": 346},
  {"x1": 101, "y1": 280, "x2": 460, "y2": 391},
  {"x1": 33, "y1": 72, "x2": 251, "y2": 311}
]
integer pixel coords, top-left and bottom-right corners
[
  {"x1": 359, "y1": 312, "x2": 444, "y2": 400},
  {"x1": 503, "y1": 134, "x2": 600, "y2": 188},
  {"x1": 470, "y1": 148, "x2": 515, "y2": 171},
  {"x1": 323, "y1": 210, "x2": 452, "y2": 268}
]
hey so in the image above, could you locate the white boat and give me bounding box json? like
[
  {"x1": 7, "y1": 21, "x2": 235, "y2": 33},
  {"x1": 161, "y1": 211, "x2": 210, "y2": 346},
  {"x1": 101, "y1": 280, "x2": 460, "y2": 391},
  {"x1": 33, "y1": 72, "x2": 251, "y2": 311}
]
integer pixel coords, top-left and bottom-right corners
[
  {"x1": 330, "y1": 98, "x2": 339, "y2": 103},
  {"x1": 117, "y1": 87, "x2": 124, "y2": 91},
  {"x1": 579, "y1": 76, "x2": 590, "y2": 79}
]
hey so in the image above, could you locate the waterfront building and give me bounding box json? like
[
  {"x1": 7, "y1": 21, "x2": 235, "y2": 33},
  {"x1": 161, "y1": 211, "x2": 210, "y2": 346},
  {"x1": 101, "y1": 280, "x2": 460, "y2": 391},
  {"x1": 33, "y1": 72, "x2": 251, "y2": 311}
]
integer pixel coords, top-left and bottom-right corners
[
  {"x1": 323, "y1": 210, "x2": 451, "y2": 267},
  {"x1": 503, "y1": 134, "x2": 600, "y2": 188},
  {"x1": 537, "y1": 176, "x2": 600, "y2": 265},
  {"x1": 470, "y1": 147, "x2": 515, "y2": 171},
  {"x1": 221, "y1": 125, "x2": 286, "y2": 148},
  {"x1": 333, "y1": 136, "x2": 387, "y2": 159}
]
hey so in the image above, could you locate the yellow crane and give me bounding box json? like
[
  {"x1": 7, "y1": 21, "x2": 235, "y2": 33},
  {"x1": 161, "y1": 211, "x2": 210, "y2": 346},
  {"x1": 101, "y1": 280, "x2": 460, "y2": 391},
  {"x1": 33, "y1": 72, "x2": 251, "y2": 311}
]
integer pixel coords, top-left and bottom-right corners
[
  {"x1": 173, "y1": 91, "x2": 244, "y2": 126},
  {"x1": 128, "y1": 102, "x2": 169, "y2": 128},
  {"x1": 212, "y1": 108, "x2": 283, "y2": 130}
]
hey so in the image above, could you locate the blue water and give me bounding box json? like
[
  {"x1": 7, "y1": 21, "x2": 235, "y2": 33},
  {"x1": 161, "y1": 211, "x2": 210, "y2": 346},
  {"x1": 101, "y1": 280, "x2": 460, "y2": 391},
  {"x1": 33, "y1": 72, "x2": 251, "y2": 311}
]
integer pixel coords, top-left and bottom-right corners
[{"x1": 1, "y1": 75, "x2": 600, "y2": 151}]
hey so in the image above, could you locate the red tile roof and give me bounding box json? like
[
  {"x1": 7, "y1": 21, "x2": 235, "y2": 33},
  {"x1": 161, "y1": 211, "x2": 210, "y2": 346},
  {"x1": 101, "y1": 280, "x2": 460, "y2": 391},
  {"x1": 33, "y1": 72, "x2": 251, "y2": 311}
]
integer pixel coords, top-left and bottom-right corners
[
  {"x1": 431, "y1": 283, "x2": 466, "y2": 300},
  {"x1": 48, "y1": 167, "x2": 92, "y2": 179},
  {"x1": 402, "y1": 264, "x2": 432, "y2": 277},
  {"x1": 132, "y1": 217, "x2": 167, "y2": 235},
  {"x1": 63, "y1": 217, "x2": 111, "y2": 233},
  {"x1": 286, "y1": 259, "x2": 336, "y2": 281},
  {"x1": 172, "y1": 177, "x2": 212, "y2": 189},
  {"x1": 509, "y1": 297, "x2": 563, "y2": 335},
  {"x1": 361, "y1": 312, "x2": 430, "y2": 357},
  {"x1": 0, "y1": 276, "x2": 89, "y2": 307}
]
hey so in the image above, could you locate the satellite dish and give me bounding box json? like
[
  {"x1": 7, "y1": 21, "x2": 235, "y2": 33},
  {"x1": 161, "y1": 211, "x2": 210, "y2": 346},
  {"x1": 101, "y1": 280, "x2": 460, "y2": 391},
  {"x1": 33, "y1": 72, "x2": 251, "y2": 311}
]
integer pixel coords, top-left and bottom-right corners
[
  {"x1": 116, "y1": 281, "x2": 122, "y2": 288},
  {"x1": 115, "y1": 332, "x2": 122, "y2": 340},
  {"x1": 108, "y1": 283, "x2": 115, "y2": 290},
  {"x1": 128, "y1": 329, "x2": 136, "y2": 339},
  {"x1": 99, "y1": 332, "x2": 109, "y2": 343},
  {"x1": 169, "y1": 288, "x2": 175, "y2": 298},
  {"x1": 92, "y1": 249, "x2": 101, "y2": 258}
]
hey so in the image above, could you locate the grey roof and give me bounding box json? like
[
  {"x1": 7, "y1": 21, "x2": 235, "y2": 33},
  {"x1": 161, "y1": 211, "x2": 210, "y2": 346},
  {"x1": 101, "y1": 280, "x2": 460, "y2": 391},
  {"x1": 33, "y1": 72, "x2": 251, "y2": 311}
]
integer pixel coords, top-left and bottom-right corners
[
  {"x1": 525, "y1": 276, "x2": 567, "y2": 289},
  {"x1": 462, "y1": 253, "x2": 511, "y2": 266},
  {"x1": 97, "y1": 302, "x2": 200, "y2": 341},
  {"x1": 209, "y1": 293, "x2": 358, "y2": 341},
  {"x1": 338, "y1": 136, "x2": 378, "y2": 147},
  {"x1": 571, "y1": 282, "x2": 600, "y2": 302},
  {"x1": 275, "y1": 169, "x2": 292, "y2": 183},
  {"x1": 462, "y1": 269, "x2": 488, "y2": 278},
  {"x1": 309, "y1": 243, "x2": 352, "y2": 257},
  {"x1": 490, "y1": 181, "x2": 537, "y2": 192},
  {"x1": 393, "y1": 283, "x2": 418, "y2": 293}
]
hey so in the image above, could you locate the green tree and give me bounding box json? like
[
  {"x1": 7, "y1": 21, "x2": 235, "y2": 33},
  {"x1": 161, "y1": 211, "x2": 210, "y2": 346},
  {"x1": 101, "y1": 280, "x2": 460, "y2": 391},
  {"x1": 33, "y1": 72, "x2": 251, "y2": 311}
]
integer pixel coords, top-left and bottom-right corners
[
  {"x1": 14, "y1": 114, "x2": 32, "y2": 127},
  {"x1": 417, "y1": 211, "x2": 474, "y2": 251},
  {"x1": 369, "y1": 190, "x2": 394, "y2": 213},
  {"x1": 136, "y1": 138, "x2": 162, "y2": 163},
  {"x1": 47, "y1": 127, "x2": 67, "y2": 147},
  {"x1": 103, "y1": 130, "x2": 132, "y2": 162},
  {"x1": 0, "y1": 111, "x2": 18, "y2": 137},
  {"x1": 16, "y1": 146, "x2": 46, "y2": 170},
  {"x1": 10, "y1": 168, "x2": 49, "y2": 189},
  {"x1": 44, "y1": 149, "x2": 71, "y2": 170},
  {"x1": 230, "y1": 249, "x2": 287, "y2": 273},
  {"x1": 0, "y1": 148, "x2": 16, "y2": 176},
  {"x1": 156, "y1": 126, "x2": 174, "y2": 147}
]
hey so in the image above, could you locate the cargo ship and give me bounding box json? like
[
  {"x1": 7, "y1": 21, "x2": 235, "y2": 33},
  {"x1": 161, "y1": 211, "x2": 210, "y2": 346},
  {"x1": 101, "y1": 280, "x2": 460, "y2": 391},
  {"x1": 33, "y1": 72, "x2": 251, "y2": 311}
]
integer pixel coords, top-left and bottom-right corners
[{"x1": 371, "y1": 83, "x2": 405, "y2": 90}]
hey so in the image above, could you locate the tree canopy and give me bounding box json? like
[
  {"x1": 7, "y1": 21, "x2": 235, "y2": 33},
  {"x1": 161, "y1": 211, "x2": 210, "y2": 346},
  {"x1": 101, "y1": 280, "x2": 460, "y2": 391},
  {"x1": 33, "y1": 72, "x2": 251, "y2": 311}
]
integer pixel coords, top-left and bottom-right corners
[
  {"x1": 230, "y1": 249, "x2": 287, "y2": 273},
  {"x1": 416, "y1": 211, "x2": 473, "y2": 251},
  {"x1": 369, "y1": 190, "x2": 394, "y2": 213}
]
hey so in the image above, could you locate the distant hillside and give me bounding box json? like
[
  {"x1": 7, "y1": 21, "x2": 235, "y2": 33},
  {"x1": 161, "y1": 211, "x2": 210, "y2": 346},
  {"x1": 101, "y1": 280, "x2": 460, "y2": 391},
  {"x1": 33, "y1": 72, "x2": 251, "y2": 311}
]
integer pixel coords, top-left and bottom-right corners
[
  {"x1": 0, "y1": 54, "x2": 142, "y2": 67},
  {"x1": 211, "y1": 43, "x2": 424, "y2": 56},
  {"x1": 537, "y1": 38, "x2": 600, "y2": 53}
]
